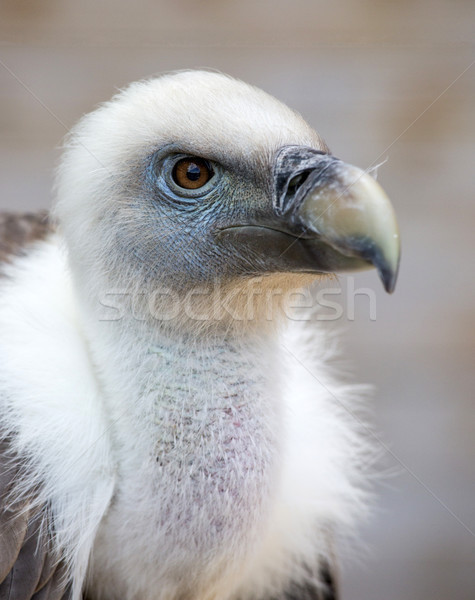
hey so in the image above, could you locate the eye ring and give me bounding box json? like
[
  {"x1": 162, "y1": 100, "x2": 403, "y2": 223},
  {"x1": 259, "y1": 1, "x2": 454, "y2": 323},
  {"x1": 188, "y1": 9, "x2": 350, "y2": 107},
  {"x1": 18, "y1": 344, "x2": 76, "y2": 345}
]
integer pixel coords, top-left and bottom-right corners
[
  {"x1": 172, "y1": 157, "x2": 214, "y2": 190},
  {"x1": 151, "y1": 151, "x2": 221, "y2": 203}
]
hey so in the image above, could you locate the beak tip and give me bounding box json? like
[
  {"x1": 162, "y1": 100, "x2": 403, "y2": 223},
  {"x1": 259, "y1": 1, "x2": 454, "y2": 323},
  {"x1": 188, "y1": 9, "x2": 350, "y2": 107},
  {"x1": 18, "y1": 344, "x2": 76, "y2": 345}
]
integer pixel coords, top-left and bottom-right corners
[
  {"x1": 377, "y1": 256, "x2": 400, "y2": 294},
  {"x1": 357, "y1": 240, "x2": 400, "y2": 294},
  {"x1": 382, "y1": 271, "x2": 397, "y2": 294}
]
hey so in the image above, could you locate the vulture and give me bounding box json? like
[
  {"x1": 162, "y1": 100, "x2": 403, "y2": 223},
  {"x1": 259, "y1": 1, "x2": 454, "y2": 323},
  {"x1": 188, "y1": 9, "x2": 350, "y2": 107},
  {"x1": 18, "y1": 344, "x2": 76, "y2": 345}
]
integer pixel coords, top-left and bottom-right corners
[{"x1": 0, "y1": 71, "x2": 400, "y2": 600}]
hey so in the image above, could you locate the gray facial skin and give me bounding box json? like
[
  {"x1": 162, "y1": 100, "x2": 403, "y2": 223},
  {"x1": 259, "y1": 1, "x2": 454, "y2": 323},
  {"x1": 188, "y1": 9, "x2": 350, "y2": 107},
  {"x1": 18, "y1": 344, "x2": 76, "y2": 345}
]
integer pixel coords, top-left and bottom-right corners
[{"x1": 110, "y1": 143, "x2": 400, "y2": 293}]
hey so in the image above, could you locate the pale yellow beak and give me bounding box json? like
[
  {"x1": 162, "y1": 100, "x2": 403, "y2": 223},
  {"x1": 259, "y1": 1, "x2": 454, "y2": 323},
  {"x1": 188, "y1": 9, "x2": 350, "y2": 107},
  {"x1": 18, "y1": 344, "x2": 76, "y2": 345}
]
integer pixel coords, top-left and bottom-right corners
[{"x1": 299, "y1": 162, "x2": 400, "y2": 292}]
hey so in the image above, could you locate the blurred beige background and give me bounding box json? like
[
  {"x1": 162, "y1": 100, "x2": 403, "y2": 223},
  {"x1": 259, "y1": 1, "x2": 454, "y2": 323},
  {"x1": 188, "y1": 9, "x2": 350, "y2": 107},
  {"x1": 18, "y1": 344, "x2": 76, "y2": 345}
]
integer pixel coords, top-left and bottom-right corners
[{"x1": 0, "y1": 1, "x2": 474, "y2": 598}]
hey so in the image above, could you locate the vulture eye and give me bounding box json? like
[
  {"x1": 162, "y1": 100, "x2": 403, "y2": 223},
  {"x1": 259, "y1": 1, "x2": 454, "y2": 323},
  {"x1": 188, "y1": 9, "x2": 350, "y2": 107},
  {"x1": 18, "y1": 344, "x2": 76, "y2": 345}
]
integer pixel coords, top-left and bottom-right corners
[
  {"x1": 153, "y1": 152, "x2": 220, "y2": 202},
  {"x1": 172, "y1": 157, "x2": 214, "y2": 190}
]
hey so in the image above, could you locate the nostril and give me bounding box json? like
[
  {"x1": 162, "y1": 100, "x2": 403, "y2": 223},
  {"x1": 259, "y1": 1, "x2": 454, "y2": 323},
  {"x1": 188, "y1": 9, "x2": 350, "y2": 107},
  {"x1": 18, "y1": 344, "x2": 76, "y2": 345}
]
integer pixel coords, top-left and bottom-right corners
[
  {"x1": 272, "y1": 146, "x2": 331, "y2": 216},
  {"x1": 287, "y1": 173, "x2": 304, "y2": 191},
  {"x1": 285, "y1": 170, "x2": 311, "y2": 205},
  {"x1": 287, "y1": 171, "x2": 310, "y2": 193}
]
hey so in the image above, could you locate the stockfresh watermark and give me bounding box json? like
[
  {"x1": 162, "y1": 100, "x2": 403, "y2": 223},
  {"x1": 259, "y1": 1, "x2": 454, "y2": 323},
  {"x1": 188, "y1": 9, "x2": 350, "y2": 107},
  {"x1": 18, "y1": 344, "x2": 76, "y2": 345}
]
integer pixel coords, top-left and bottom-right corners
[{"x1": 97, "y1": 276, "x2": 377, "y2": 323}]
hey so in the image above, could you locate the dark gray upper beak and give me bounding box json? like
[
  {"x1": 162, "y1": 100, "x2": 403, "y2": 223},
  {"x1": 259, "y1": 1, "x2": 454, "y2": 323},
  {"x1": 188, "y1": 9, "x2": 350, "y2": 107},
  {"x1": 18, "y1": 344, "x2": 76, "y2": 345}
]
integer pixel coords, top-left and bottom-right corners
[{"x1": 273, "y1": 146, "x2": 401, "y2": 293}]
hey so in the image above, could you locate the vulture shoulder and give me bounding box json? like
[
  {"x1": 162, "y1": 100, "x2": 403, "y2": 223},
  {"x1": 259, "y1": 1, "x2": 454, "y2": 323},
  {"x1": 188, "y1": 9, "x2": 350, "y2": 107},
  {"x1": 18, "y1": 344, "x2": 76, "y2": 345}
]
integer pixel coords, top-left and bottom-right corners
[
  {"x1": 0, "y1": 212, "x2": 53, "y2": 264},
  {"x1": 0, "y1": 212, "x2": 71, "y2": 599}
]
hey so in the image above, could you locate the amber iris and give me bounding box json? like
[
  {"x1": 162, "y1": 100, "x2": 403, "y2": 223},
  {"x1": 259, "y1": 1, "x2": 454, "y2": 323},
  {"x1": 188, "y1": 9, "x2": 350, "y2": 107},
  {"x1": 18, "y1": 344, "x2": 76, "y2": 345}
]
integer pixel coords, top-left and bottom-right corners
[{"x1": 172, "y1": 157, "x2": 213, "y2": 190}]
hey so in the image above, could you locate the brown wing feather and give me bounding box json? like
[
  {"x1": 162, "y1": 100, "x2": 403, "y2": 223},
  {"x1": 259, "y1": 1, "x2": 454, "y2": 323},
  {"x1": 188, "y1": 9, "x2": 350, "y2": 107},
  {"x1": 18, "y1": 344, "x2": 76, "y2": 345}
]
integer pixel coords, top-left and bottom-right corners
[
  {"x1": 31, "y1": 563, "x2": 71, "y2": 600},
  {"x1": 268, "y1": 559, "x2": 339, "y2": 600},
  {"x1": 31, "y1": 566, "x2": 71, "y2": 600},
  {"x1": 1, "y1": 510, "x2": 51, "y2": 598},
  {"x1": 0, "y1": 436, "x2": 71, "y2": 599},
  {"x1": 317, "y1": 560, "x2": 339, "y2": 600},
  {"x1": 34, "y1": 539, "x2": 61, "y2": 594},
  {"x1": 0, "y1": 211, "x2": 53, "y2": 264},
  {"x1": 0, "y1": 437, "x2": 30, "y2": 582}
]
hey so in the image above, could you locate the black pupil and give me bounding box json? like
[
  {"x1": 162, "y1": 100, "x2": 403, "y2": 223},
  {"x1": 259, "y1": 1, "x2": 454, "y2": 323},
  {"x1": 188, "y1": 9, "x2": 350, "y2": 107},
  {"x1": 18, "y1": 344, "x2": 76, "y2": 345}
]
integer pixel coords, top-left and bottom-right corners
[{"x1": 187, "y1": 163, "x2": 202, "y2": 181}]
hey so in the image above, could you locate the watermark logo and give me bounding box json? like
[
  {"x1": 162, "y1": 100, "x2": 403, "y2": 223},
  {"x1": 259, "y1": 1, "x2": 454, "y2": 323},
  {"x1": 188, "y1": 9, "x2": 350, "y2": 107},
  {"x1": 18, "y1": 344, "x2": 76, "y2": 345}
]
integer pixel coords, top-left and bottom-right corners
[{"x1": 97, "y1": 276, "x2": 377, "y2": 323}]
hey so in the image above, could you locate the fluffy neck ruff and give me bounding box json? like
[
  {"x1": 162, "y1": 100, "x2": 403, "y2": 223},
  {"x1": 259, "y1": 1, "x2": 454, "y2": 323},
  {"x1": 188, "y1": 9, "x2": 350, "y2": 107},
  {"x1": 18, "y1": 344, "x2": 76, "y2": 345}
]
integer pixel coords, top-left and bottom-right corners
[
  {"x1": 83, "y1": 294, "x2": 287, "y2": 599},
  {"x1": 73, "y1": 266, "x2": 370, "y2": 600},
  {"x1": 0, "y1": 240, "x2": 371, "y2": 600}
]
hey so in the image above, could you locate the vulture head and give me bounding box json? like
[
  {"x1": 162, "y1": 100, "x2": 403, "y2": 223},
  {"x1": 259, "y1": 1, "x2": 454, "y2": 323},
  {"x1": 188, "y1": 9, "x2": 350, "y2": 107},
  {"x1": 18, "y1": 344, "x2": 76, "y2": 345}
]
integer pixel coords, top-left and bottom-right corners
[
  {"x1": 0, "y1": 70, "x2": 402, "y2": 600},
  {"x1": 55, "y1": 70, "x2": 399, "y2": 330}
]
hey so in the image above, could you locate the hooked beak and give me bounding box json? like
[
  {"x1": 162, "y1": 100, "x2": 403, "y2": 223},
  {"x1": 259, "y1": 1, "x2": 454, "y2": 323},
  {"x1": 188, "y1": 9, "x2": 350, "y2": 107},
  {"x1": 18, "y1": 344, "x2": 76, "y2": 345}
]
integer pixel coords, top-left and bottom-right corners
[
  {"x1": 274, "y1": 146, "x2": 400, "y2": 292},
  {"x1": 218, "y1": 145, "x2": 401, "y2": 293}
]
